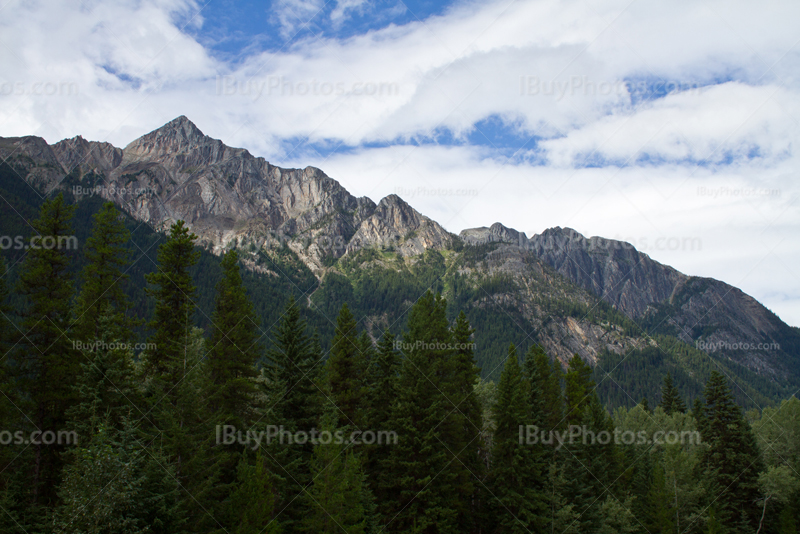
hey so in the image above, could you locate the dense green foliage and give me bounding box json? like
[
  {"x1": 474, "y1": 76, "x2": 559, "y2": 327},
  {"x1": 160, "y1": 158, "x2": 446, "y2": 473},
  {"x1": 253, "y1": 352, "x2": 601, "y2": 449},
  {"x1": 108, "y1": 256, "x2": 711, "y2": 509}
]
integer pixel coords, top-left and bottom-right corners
[{"x1": 1, "y1": 181, "x2": 799, "y2": 532}]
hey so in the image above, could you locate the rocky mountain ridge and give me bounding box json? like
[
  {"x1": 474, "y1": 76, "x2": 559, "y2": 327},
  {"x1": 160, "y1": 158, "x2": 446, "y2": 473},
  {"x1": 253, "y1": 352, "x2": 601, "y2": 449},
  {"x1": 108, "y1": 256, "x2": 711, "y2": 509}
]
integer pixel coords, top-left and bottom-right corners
[
  {"x1": 0, "y1": 116, "x2": 453, "y2": 272},
  {"x1": 1, "y1": 116, "x2": 797, "y2": 393}
]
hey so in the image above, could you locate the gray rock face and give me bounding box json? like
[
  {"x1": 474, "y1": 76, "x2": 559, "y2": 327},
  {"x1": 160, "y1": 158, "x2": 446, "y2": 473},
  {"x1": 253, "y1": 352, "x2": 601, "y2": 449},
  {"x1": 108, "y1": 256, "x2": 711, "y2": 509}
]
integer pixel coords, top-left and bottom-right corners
[
  {"x1": 2, "y1": 116, "x2": 796, "y2": 380},
  {"x1": 52, "y1": 136, "x2": 123, "y2": 176},
  {"x1": 526, "y1": 227, "x2": 685, "y2": 318},
  {"x1": 459, "y1": 223, "x2": 797, "y2": 377},
  {"x1": 0, "y1": 135, "x2": 65, "y2": 193},
  {"x1": 460, "y1": 222, "x2": 527, "y2": 247},
  {"x1": 1, "y1": 116, "x2": 454, "y2": 271},
  {"x1": 348, "y1": 194, "x2": 454, "y2": 256}
]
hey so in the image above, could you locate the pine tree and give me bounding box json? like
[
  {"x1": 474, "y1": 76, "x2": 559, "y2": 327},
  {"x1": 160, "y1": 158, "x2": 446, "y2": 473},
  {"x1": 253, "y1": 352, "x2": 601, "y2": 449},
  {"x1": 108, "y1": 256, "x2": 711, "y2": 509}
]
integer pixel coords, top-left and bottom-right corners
[
  {"x1": 523, "y1": 345, "x2": 546, "y2": 426},
  {"x1": 66, "y1": 312, "x2": 144, "y2": 443},
  {"x1": 364, "y1": 331, "x2": 400, "y2": 506},
  {"x1": 449, "y1": 311, "x2": 486, "y2": 533},
  {"x1": 646, "y1": 459, "x2": 676, "y2": 533},
  {"x1": 263, "y1": 296, "x2": 321, "y2": 531},
  {"x1": 143, "y1": 220, "x2": 199, "y2": 387},
  {"x1": 204, "y1": 249, "x2": 261, "y2": 427},
  {"x1": 564, "y1": 354, "x2": 593, "y2": 426},
  {"x1": 225, "y1": 452, "x2": 281, "y2": 534},
  {"x1": 490, "y1": 344, "x2": 546, "y2": 533},
  {"x1": 141, "y1": 220, "x2": 203, "y2": 495},
  {"x1": 698, "y1": 371, "x2": 763, "y2": 533},
  {"x1": 0, "y1": 257, "x2": 18, "y2": 510},
  {"x1": 73, "y1": 202, "x2": 134, "y2": 342},
  {"x1": 561, "y1": 354, "x2": 621, "y2": 532},
  {"x1": 380, "y1": 291, "x2": 461, "y2": 533},
  {"x1": 302, "y1": 405, "x2": 367, "y2": 534},
  {"x1": 196, "y1": 249, "x2": 264, "y2": 532},
  {"x1": 15, "y1": 193, "x2": 79, "y2": 509},
  {"x1": 661, "y1": 373, "x2": 686, "y2": 415},
  {"x1": 326, "y1": 303, "x2": 367, "y2": 428},
  {"x1": 54, "y1": 415, "x2": 183, "y2": 534},
  {"x1": 546, "y1": 357, "x2": 565, "y2": 431}
]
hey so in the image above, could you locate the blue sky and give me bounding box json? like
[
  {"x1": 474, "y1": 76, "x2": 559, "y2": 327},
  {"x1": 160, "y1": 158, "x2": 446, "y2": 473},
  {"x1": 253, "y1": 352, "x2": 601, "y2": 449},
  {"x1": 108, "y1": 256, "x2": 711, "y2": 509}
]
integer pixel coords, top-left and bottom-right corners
[
  {"x1": 1, "y1": 0, "x2": 799, "y2": 325},
  {"x1": 192, "y1": 0, "x2": 449, "y2": 59}
]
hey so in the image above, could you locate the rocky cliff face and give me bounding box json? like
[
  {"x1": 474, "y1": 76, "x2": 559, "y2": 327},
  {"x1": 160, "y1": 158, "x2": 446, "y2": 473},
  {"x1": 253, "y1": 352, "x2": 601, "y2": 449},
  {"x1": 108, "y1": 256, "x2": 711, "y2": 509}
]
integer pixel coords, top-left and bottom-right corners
[
  {"x1": 1, "y1": 115, "x2": 797, "y2": 385},
  {"x1": 459, "y1": 223, "x2": 798, "y2": 380},
  {"x1": 0, "y1": 116, "x2": 453, "y2": 272}
]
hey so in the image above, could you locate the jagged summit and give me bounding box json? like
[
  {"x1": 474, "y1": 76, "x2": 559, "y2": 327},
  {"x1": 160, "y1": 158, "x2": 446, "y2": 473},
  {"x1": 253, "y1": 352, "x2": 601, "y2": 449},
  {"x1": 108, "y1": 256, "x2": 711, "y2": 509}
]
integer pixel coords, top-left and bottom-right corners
[
  {"x1": 460, "y1": 222, "x2": 527, "y2": 246},
  {"x1": 0, "y1": 116, "x2": 454, "y2": 270},
  {"x1": 1, "y1": 116, "x2": 798, "y2": 387}
]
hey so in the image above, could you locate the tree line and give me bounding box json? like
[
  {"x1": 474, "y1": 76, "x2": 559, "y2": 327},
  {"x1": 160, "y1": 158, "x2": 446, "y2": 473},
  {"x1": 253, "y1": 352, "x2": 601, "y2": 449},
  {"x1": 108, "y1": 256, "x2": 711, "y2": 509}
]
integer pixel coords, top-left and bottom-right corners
[{"x1": 0, "y1": 195, "x2": 797, "y2": 533}]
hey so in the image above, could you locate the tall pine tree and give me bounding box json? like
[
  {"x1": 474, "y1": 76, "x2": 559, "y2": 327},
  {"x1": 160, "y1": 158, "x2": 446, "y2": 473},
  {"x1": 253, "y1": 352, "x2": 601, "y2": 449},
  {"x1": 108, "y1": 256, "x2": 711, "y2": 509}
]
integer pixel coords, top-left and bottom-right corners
[
  {"x1": 381, "y1": 291, "x2": 463, "y2": 533},
  {"x1": 660, "y1": 373, "x2": 686, "y2": 415},
  {"x1": 72, "y1": 202, "x2": 134, "y2": 342},
  {"x1": 263, "y1": 296, "x2": 321, "y2": 531},
  {"x1": 697, "y1": 371, "x2": 763, "y2": 533},
  {"x1": 326, "y1": 303, "x2": 367, "y2": 428},
  {"x1": 15, "y1": 193, "x2": 79, "y2": 510},
  {"x1": 489, "y1": 344, "x2": 546, "y2": 533}
]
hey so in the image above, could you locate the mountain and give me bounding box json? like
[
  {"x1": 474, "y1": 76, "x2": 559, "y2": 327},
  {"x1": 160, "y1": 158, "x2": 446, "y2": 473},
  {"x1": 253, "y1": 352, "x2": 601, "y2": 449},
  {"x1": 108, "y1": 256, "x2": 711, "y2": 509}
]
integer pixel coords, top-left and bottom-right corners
[{"x1": 2, "y1": 116, "x2": 798, "y2": 407}]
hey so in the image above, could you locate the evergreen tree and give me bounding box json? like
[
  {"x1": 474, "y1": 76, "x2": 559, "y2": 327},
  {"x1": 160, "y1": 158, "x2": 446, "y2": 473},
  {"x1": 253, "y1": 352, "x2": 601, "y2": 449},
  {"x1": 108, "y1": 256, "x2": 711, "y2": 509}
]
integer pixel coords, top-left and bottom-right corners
[
  {"x1": 326, "y1": 303, "x2": 366, "y2": 428},
  {"x1": 489, "y1": 344, "x2": 546, "y2": 533},
  {"x1": 564, "y1": 354, "x2": 593, "y2": 426},
  {"x1": 449, "y1": 311, "x2": 486, "y2": 533},
  {"x1": 203, "y1": 249, "x2": 262, "y2": 427},
  {"x1": 225, "y1": 452, "x2": 281, "y2": 534},
  {"x1": 380, "y1": 291, "x2": 462, "y2": 533},
  {"x1": 698, "y1": 371, "x2": 763, "y2": 533},
  {"x1": 15, "y1": 193, "x2": 78, "y2": 509},
  {"x1": 302, "y1": 405, "x2": 367, "y2": 534},
  {"x1": 364, "y1": 331, "x2": 400, "y2": 506},
  {"x1": 263, "y1": 296, "x2": 321, "y2": 531},
  {"x1": 546, "y1": 357, "x2": 565, "y2": 431},
  {"x1": 73, "y1": 202, "x2": 134, "y2": 342},
  {"x1": 646, "y1": 459, "x2": 676, "y2": 533},
  {"x1": 143, "y1": 220, "x2": 199, "y2": 388},
  {"x1": 66, "y1": 312, "x2": 144, "y2": 444},
  {"x1": 561, "y1": 354, "x2": 622, "y2": 532},
  {"x1": 522, "y1": 345, "x2": 546, "y2": 426},
  {"x1": 661, "y1": 373, "x2": 686, "y2": 415},
  {"x1": 53, "y1": 416, "x2": 183, "y2": 534},
  {"x1": 141, "y1": 221, "x2": 203, "y2": 496},
  {"x1": 0, "y1": 257, "x2": 19, "y2": 515},
  {"x1": 196, "y1": 249, "x2": 263, "y2": 532}
]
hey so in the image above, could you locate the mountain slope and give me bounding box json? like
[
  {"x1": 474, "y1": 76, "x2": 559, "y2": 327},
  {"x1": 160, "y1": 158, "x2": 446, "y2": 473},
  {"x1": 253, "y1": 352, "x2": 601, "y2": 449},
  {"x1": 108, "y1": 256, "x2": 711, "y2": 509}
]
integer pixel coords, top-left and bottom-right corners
[{"x1": 1, "y1": 116, "x2": 798, "y2": 408}]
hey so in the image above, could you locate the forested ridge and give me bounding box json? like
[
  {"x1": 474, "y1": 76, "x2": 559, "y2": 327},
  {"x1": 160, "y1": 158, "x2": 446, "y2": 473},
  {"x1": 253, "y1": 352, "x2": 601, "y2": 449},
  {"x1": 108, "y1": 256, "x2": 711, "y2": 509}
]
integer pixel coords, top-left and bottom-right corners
[{"x1": 1, "y1": 187, "x2": 799, "y2": 532}]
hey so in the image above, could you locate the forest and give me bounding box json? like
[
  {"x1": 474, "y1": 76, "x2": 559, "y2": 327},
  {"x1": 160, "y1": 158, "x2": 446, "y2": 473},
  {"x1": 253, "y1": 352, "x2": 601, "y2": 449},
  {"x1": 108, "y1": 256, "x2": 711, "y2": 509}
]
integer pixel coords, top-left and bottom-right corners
[{"x1": 0, "y1": 194, "x2": 798, "y2": 533}]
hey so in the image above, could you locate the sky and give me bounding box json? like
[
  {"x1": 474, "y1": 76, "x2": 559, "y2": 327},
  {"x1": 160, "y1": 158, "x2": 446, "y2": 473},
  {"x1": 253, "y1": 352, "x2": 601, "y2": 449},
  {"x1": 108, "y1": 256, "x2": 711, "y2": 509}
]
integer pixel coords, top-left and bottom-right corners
[{"x1": 1, "y1": 0, "x2": 799, "y2": 325}]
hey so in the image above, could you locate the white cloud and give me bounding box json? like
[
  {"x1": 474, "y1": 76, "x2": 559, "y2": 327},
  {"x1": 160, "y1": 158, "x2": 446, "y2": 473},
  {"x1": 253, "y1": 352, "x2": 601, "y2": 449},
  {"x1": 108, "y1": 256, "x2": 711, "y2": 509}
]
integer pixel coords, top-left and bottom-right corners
[{"x1": 1, "y1": 0, "x2": 800, "y2": 324}]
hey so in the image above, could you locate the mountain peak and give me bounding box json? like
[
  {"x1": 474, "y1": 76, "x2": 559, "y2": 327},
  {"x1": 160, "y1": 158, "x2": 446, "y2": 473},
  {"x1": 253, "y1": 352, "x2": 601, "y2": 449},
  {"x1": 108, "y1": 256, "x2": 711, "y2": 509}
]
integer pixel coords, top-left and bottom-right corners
[
  {"x1": 460, "y1": 222, "x2": 527, "y2": 246},
  {"x1": 153, "y1": 115, "x2": 205, "y2": 140},
  {"x1": 122, "y1": 115, "x2": 226, "y2": 170}
]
